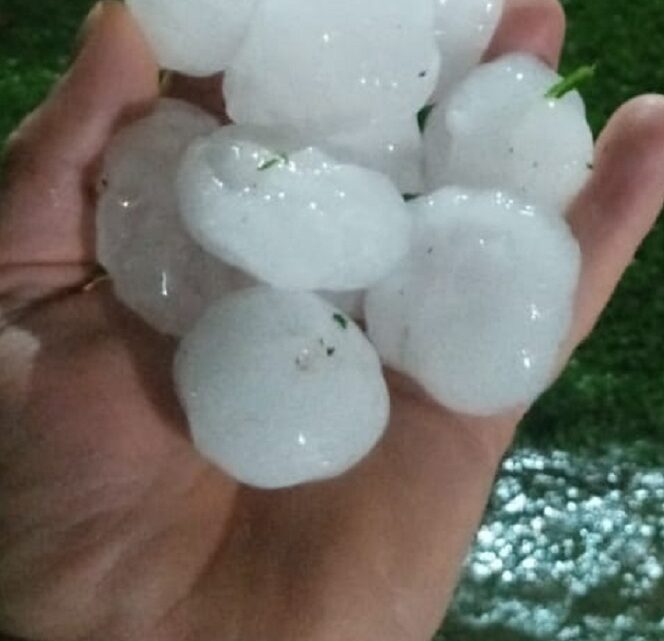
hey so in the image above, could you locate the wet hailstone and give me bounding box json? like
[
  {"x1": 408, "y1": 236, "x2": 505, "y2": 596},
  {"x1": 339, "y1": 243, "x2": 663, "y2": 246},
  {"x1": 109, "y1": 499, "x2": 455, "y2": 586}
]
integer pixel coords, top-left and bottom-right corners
[
  {"x1": 440, "y1": 446, "x2": 664, "y2": 641},
  {"x1": 432, "y1": 0, "x2": 504, "y2": 100},
  {"x1": 177, "y1": 126, "x2": 412, "y2": 292},
  {"x1": 97, "y1": 99, "x2": 247, "y2": 337},
  {"x1": 423, "y1": 54, "x2": 595, "y2": 212},
  {"x1": 320, "y1": 116, "x2": 426, "y2": 195},
  {"x1": 224, "y1": 0, "x2": 441, "y2": 136},
  {"x1": 175, "y1": 287, "x2": 390, "y2": 489},
  {"x1": 365, "y1": 188, "x2": 581, "y2": 416},
  {"x1": 126, "y1": 0, "x2": 258, "y2": 76}
]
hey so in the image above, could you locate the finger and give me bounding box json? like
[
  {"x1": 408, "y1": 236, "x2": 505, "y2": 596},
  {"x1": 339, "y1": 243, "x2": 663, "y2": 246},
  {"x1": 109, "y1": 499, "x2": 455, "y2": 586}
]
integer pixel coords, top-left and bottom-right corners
[
  {"x1": 567, "y1": 94, "x2": 664, "y2": 348},
  {"x1": 484, "y1": 0, "x2": 566, "y2": 69},
  {"x1": 0, "y1": 1, "x2": 159, "y2": 267},
  {"x1": 162, "y1": 73, "x2": 230, "y2": 123}
]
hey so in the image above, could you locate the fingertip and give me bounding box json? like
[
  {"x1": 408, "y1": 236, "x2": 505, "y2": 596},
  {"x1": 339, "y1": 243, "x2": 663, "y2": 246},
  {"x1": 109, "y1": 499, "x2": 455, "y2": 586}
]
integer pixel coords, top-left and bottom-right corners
[
  {"x1": 576, "y1": 94, "x2": 664, "y2": 240},
  {"x1": 595, "y1": 94, "x2": 664, "y2": 165},
  {"x1": 567, "y1": 94, "x2": 664, "y2": 345},
  {"x1": 63, "y1": 0, "x2": 160, "y2": 123},
  {"x1": 485, "y1": 0, "x2": 566, "y2": 69},
  {"x1": 8, "y1": 1, "x2": 160, "y2": 169}
]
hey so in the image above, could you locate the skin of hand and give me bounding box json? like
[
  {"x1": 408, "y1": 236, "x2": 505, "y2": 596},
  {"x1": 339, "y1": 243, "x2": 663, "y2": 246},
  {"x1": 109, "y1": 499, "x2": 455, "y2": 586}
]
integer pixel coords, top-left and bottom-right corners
[{"x1": 0, "y1": 1, "x2": 663, "y2": 640}]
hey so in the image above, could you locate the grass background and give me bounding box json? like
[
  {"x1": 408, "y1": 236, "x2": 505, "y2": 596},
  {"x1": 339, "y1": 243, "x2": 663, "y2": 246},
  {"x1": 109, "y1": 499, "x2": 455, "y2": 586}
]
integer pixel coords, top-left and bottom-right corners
[{"x1": 1, "y1": 0, "x2": 663, "y2": 454}]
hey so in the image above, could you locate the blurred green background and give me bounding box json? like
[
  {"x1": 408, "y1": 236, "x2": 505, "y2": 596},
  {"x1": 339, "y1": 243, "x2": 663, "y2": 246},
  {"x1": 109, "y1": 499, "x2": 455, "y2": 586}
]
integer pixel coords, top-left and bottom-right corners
[{"x1": 1, "y1": 0, "x2": 663, "y2": 638}]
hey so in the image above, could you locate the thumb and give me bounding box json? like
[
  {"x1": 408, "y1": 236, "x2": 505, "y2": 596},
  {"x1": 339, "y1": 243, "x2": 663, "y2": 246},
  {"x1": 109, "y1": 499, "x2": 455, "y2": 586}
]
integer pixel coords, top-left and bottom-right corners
[{"x1": 0, "y1": 1, "x2": 159, "y2": 267}]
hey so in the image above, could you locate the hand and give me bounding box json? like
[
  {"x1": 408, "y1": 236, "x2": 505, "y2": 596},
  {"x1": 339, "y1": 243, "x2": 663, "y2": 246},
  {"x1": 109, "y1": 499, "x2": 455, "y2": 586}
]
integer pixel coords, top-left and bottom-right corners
[{"x1": 1, "y1": 1, "x2": 663, "y2": 640}]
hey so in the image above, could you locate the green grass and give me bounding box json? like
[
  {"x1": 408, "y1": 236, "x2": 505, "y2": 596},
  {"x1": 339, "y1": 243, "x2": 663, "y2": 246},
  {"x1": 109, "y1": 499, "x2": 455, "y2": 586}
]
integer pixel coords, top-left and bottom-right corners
[
  {"x1": 1, "y1": 0, "x2": 663, "y2": 451},
  {"x1": 0, "y1": 0, "x2": 94, "y2": 144}
]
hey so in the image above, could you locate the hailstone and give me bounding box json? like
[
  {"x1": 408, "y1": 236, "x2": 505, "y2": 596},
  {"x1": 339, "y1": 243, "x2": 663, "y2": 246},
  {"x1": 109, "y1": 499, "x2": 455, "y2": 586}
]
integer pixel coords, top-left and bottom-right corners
[
  {"x1": 423, "y1": 54, "x2": 594, "y2": 212},
  {"x1": 175, "y1": 287, "x2": 390, "y2": 489},
  {"x1": 365, "y1": 188, "x2": 581, "y2": 416},
  {"x1": 224, "y1": 0, "x2": 440, "y2": 136},
  {"x1": 432, "y1": 0, "x2": 504, "y2": 100},
  {"x1": 177, "y1": 126, "x2": 412, "y2": 291},
  {"x1": 97, "y1": 99, "x2": 243, "y2": 336},
  {"x1": 321, "y1": 116, "x2": 425, "y2": 195},
  {"x1": 126, "y1": 0, "x2": 258, "y2": 76}
]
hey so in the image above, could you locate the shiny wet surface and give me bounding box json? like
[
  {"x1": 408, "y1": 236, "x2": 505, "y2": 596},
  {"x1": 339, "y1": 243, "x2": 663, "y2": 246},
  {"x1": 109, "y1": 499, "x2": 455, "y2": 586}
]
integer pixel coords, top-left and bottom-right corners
[{"x1": 438, "y1": 447, "x2": 664, "y2": 640}]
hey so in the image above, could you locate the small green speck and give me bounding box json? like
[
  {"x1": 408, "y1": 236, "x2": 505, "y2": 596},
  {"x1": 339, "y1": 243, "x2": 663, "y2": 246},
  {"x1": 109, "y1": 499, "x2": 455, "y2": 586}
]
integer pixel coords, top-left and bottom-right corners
[
  {"x1": 545, "y1": 64, "x2": 597, "y2": 100},
  {"x1": 257, "y1": 152, "x2": 289, "y2": 171},
  {"x1": 333, "y1": 313, "x2": 348, "y2": 330},
  {"x1": 403, "y1": 193, "x2": 419, "y2": 202},
  {"x1": 417, "y1": 104, "x2": 435, "y2": 132}
]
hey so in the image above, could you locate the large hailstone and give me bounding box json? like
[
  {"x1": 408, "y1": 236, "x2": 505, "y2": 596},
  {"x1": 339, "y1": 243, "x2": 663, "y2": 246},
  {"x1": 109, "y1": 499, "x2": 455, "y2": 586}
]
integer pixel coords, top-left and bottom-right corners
[
  {"x1": 365, "y1": 188, "x2": 581, "y2": 416},
  {"x1": 177, "y1": 126, "x2": 412, "y2": 291},
  {"x1": 224, "y1": 0, "x2": 440, "y2": 136},
  {"x1": 322, "y1": 117, "x2": 425, "y2": 195},
  {"x1": 127, "y1": 0, "x2": 258, "y2": 76},
  {"x1": 424, "y1": 54, "x2": 594, "y2": 212},
  {"x1": 97, "y1": 99, "x2": 244, "y2": 336},
  {"x1": 175, "y1": 288, "x2": 390, "y2": 489},
  {"x1": 432, "y1": 0, "x2": 504, "y2": 100}
]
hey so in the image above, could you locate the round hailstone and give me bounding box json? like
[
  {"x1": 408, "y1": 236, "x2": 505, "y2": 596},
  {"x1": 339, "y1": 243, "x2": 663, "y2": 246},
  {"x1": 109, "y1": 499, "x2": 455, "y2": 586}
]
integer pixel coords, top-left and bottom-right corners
[
  {"x1": 97, "y1": 99, "x2": 244, "y2": 337},
  {"x1": 365, "y1": 188, "x2": 581, "y2": 416},
  {"x1": 175, "y1": 288, "x2": 390, "y2": 489},
  {"x1": 224, "y1": 0, "x2": 440, "y2": 136},
  {"x1": 126, "y1": 0, "x2": 258, "y2": 76},
  {"x1": 431, "y1": 0, "x2": 504, "y2": 100},
  {"x1": 423, "y1": 54, "x2": 594, "y2": 212},
  {"x1": 177, "y1": 126, "x2": 412, "y2": 292},
  {"x1": 321, "y1": 117, "x2": 425, "y2": 195}
]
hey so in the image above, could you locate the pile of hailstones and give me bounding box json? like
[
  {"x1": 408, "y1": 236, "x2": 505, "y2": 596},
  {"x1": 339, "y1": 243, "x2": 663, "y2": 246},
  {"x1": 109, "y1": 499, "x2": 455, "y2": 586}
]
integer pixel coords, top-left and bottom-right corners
[{"x1": 98, "y1": 0, "x2": 593, "y2": 489}]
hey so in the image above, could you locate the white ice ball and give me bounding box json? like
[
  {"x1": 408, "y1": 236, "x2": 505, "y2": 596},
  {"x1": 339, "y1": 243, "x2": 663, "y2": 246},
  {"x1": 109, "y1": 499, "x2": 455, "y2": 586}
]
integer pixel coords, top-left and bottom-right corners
[
  {"x1": 321, "y1": 116, "x2": 425, "y2": 195},
  {"x1": 97, "y1": 99, "x2": 244, "y2": 336},
  {"x1": 177, "y1": 126, "x2": 412, "y2": 292},
  {"x1": 365, "y1": 188, "x2": 581, "y2": 416},
  {"x1": 424, "y1": 54, "x2": 594, "y2": 212},
  {"x1": 432, "y1": 0, "x2": 504, "y2": 100},
  {"x1": 224, "y1": 0, "x2": 440, "y2": 136},
  {"x1": 175, "y1": 288, "x2": 390, "y2": 489},
  {"x1": 127, "y1": 0, "x2": 258, "y2": 76}
]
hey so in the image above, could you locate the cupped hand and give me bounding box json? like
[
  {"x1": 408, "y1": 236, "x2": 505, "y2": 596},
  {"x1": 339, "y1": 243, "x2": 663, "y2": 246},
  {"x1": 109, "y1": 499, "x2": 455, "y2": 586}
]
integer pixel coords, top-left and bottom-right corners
[{"x1": 1, "y1": 2, "x2": 663, "y2": 640}]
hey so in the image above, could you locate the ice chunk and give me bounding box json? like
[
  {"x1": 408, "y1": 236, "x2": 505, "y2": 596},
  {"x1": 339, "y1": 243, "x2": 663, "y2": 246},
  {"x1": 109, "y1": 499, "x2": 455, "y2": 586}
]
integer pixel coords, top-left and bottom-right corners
[
  {"x1": 321, "y1": 116, "x2": 425, "y2": 195},
  {"x1": 424, "y1": 54, "x2": 594, "y2": 212},
  {"x1": 127, "y1": 0, "x2": 258, "y2": 76},
  {"x1": 365, "y1": 188, "x2": 581, "y2": 416},
  {"x1": 432, "y1": 0, "x2": 504, "y2": 100},
  {"x1": 224, "y1": 0, "x2": 440, "y2": 135},
  {"x1": 177, "y1": 126, "x2": 412, "y2": 291},
  {"x1": 175, "y1": 288, "x2": 389, "y2": 489},
  {"x1": 97, "y1": 99, "x2": 243, "y2": 336}
]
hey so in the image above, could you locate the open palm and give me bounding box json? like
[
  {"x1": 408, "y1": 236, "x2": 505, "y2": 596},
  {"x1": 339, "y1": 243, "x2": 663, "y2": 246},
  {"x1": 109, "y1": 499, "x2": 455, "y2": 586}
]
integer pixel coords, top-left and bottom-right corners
[{"x1": 1, "y1": 2, "x2": 663, "y2": 640}]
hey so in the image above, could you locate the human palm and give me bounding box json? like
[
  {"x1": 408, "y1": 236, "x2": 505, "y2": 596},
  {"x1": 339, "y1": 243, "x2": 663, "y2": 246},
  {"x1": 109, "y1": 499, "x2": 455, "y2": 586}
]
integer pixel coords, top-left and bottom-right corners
[{"x1": 1, "y1": 2, "x2": 663, "y2": 640}]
